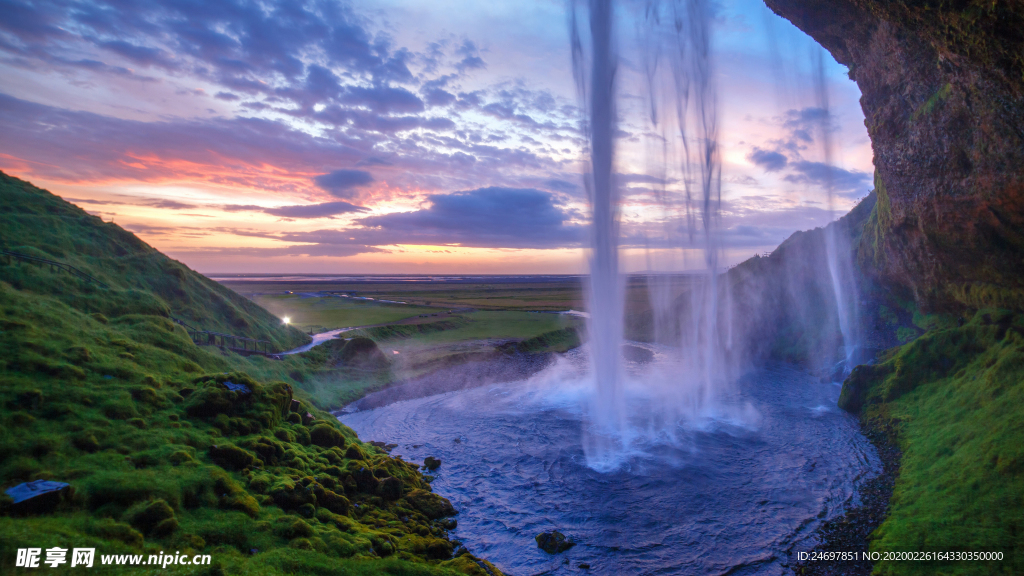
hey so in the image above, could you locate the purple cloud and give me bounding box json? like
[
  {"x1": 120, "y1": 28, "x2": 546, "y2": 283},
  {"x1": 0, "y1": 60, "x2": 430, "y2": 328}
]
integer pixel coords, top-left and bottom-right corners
[
  {"x1": 313, "y1": 169, "x2": 374, "y2": 198},
  {"x1": 355, "y1": 187, "x2": 584, "y2": 249},
  {"x1": 748, "y1": 147, "x2": 788, "y2": 172}
]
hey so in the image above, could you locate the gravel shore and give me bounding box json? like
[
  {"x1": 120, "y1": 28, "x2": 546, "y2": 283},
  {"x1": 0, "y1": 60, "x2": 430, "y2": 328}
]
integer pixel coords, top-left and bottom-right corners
[{"x1": 791, "y1": 418, "x2": 902, "y2": 576}]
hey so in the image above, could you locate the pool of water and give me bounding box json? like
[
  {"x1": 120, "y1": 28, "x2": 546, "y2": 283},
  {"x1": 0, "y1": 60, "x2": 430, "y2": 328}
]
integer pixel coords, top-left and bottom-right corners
[{"x1": 341, "y1": 354, "x2": 878, "y2": 576}]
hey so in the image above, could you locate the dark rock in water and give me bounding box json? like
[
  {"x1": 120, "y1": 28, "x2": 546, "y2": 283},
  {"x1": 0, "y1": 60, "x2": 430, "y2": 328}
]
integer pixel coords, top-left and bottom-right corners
[
  {"x1": 578, "y1": 563, "x2": 591, "y2": 570},
  {"x1": 535, "y1": 530, "x2": 575, "y2": 554},
  {"x1": 222, "y1": 381, "x2": 251, "y2": 394},
  {"x1": 622, "y1": 344, "x2": 654, "y2": 363},
  {"x1": 423, "y1": 456, "x2": 442, "y2": 470},
  {"x1": 368, "y1": 440, "x2": 395, "y2": 453},
  {"x1": 5, "y1": 480, "x2": 71, "y2": 514}
]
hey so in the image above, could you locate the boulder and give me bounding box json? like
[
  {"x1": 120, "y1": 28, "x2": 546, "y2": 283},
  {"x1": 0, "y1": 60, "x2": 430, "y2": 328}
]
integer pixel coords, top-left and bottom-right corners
[
  {"x1": 535, "y1": 531, "x2": 575, "y2": 554},
  {"x1": 309, "y1": 424, "x2": 345, "y2": 448},
  {"x1": 377, "y1": 477, "x2": 403, "y2": 501},
  {"x1": 404, "y1": 489, "x2": 456, "y2": 519},
  {"x1": 208, "y1": 444, "x2": 257, "y2": 470}
]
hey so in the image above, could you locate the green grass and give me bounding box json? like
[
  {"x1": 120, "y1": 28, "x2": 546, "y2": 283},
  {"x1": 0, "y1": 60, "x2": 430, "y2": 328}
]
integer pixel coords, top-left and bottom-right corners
[
  {"x1": 839, "y1": 310, "x2": 1024, "y2": 575},
  {"x1": 0, "y1": 171, "x2": 505, "y2": 576},
  {"x1": 392, "y1": 311, "x2": 569, "y2": 344},
  {"x1": 253, "y1": 294, "x2": 446, "y2": 332},
  {"x1": 222, "y1": 281, "x2": 586, "y2": 312}
]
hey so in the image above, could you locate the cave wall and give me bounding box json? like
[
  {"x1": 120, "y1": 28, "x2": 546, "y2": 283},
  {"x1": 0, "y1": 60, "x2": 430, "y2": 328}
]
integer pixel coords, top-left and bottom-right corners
[{"x1": 763, "y1": 0, "x2": 1024, "y2": 312}]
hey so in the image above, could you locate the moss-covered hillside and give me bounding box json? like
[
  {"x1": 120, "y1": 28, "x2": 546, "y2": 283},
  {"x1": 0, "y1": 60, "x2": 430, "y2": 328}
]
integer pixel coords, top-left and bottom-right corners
[
  {"x1": 0, "y1": 171, "x2": 308, "y2": 352},
  {"x1": 0, "y1": 174, "x2": 504, "y2": 575},
  {"x1": 837, "y1": 310, "x2": 1024, "y2": 575}
]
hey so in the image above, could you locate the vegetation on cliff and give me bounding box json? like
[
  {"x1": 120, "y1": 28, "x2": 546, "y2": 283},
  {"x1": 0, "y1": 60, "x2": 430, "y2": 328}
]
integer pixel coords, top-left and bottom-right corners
[
  {"x1": 0, "y1": 173, "x2": 504, "y2": 575},
  {"x1": 838, "y1": 309, "x2": 1024, "y2": 574}
]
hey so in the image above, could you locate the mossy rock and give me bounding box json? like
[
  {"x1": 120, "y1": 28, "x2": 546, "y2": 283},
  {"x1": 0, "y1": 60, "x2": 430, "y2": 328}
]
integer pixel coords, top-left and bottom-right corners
[
  {"x1": 273, "y1": 516, "x2": 314, "y2": 539},
  {"x1": 838, "y1": 363, "x2": 892, "y2": 413},
  {"x1": 309, "y1": 424, "x2": 345, "y2": 448},
  {"x1": 239, "y1": 436, "x2": 285, "y2": 465},
  {"x1": 268, "y1": 480, "x2": 316, "y2": 511},
  {"x1": 350, "y1": 466, "x2": 379, "y2": 493},
  {"x1": 439, "y1": 554, "x2": 507, "y2": 576},
  {"x1": 426, "y1": 539, "x2": 454, "y2": 560},
  {"x1": 344, "y1": 444, "x2": 366, "y2": 461},
  {"x1": 124, "y1": 499, "x2": 176, "y2": 535},
  {"x1": 403, "y1": 489, "x2": 456, "y2": 520},
  {"x1": 316, "y1": 488, "x2": 350, "y2": 515},
  {"x1": 90, "y1": 519, "x2": 144, "y2": 547},
  {"x1": 208, "y1": 444, "x2": 256, "y2": 471},
  {"x1": 377, "y1": 477, "x2": 403, "y2": 501}
]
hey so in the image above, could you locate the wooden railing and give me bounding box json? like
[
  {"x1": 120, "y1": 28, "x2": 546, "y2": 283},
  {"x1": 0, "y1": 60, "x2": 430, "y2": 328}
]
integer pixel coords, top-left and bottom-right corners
[
  {"x1": 1, "y1": 249, "x2": 110, "y2": 288},
  {"x1": 170, "y1": 316, "x2": 275, "y2": 356}
]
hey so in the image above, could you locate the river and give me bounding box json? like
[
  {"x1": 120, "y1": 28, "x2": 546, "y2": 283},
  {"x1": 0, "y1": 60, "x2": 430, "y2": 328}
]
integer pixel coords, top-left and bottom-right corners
[{"x1": 341, "y1": 350, "x2": 878, "y2": 575}]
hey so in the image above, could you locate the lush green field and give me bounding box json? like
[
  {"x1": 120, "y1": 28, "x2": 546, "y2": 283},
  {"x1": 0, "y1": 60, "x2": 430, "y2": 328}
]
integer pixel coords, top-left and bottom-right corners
[
  {"x1": 221, "y1": 280, "x2": 587, "y2": 312},
  {"x1": 839, "y1": 309, "x2": 1024, "y2": 575},
  {"x1": 0, "y1": 172, "x2": 504, "y2": 576},
  {"x1": 252, "y1": 293, "x2": 445, "y2": 333},
  {"x1": 217, "y1": 280, "x2": 589, "y2": 395}
]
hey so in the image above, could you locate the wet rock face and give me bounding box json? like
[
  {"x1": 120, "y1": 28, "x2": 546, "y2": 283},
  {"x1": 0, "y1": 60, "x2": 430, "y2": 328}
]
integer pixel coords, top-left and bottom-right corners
[{"x1": 764, "y1": 0, "x2": 1024, "y2": 312}]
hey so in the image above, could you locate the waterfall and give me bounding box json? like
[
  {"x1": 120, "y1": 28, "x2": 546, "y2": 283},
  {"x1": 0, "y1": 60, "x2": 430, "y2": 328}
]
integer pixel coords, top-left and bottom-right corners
[{"x1": 813, "y1": 47, "x2": 860, "y2": 370}]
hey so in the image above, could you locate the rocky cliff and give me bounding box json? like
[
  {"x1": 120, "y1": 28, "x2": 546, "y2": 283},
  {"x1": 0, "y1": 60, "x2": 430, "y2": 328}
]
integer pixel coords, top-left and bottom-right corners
[{"x1": 764, "y1": 0, "x2": 1024, "y2": 312}]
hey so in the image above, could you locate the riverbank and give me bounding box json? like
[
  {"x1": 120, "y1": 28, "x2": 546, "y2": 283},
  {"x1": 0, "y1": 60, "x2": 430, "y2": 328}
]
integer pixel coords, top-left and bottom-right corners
[{"x1": 792, "y1": 415, "x2": 901, "y2": 575}]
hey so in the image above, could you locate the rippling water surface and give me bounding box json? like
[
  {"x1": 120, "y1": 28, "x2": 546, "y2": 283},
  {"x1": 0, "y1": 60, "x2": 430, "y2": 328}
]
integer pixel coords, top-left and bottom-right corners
[{"x1": 341, "y1": 357, "x2": 878, "y2": 576}]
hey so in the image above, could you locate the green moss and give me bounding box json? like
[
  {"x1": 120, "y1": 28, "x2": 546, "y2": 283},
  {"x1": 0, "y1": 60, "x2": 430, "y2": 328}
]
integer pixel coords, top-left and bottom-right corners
[
  {"x1": 497, "y1": 327, "x2": 581, "y2": 354},
  {"x1": 911, "y1": 82, "x2": 952, "y2": 121},
  {"x1": 859, "y1": 173, "x2": 890, "y2": 272},
  {"x1": 839, "y1": 310, "x2": 1024, "y2": 574}
]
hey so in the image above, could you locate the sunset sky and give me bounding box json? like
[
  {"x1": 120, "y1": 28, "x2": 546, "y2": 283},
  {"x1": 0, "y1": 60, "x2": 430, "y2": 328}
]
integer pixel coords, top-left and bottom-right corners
[{"x1": 0, "y1": 0, "x2": 874, "y2": 274}]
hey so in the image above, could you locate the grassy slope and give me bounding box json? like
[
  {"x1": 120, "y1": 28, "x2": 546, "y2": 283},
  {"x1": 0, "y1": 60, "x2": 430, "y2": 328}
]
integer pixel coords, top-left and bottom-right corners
[
  {"x1": 0, "y1": 173, "x2": 503, "y2": 576},
  {"x1": 0, "y1": 173, "x2": 308, "y2": 353},
  {"x1": 838, "y1": 312, "x2": 1024, "y2": 574}
]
